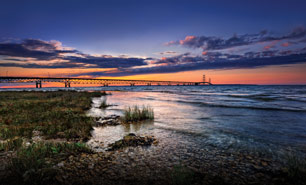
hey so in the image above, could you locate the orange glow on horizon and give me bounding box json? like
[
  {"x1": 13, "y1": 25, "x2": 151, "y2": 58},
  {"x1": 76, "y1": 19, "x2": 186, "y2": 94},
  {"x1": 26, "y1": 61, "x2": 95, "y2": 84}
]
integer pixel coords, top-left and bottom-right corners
[{"x1": 1, "y1": 63, "x2": 306, "y2": 88}]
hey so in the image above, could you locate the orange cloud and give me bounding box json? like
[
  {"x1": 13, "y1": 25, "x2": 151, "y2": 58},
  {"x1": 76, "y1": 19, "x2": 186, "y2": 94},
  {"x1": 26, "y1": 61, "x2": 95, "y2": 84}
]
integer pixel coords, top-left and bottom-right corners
[
  {"x1": 179, "y1": 35, "x2": 196, "y2": 45},
  {"x1": 281, "y1": 42, "x2": 290, "y2": 47},
  {"x1": 263, "y1": 40, "x2": 279, "y2": 50}
]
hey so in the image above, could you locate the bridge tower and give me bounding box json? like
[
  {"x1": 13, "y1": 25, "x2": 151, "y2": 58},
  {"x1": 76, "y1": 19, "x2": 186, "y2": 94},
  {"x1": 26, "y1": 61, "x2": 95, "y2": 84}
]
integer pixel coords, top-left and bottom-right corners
[
  {"x1": 36, "y1": 81, "x2": 42, "y2": 88},
  {"x1": 209, "y1": 78, "x2": 211, "y2": 84},
  {"x1": 65, "y1": 81, "x2": 71, "y2": 88},
  {"x1": 203, "y1": 74, "x2": 206, "y2": 83}
]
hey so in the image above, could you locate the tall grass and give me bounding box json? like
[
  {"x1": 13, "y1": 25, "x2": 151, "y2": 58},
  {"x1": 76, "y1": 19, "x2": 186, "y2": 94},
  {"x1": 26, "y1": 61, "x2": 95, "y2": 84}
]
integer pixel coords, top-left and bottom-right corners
[
  {"x1": 99, "y1": 99, "x2": 110, "y2": 109},
  {"x1": 0, "y1": 91, "x2": 103, "y2": 184},
  {"x1": 122, "y1": 105, "x2": 154, "y2": 123},
  {"x1": 8, "y1": 142, "x2": 91, "y2": 184},
  {"x1": 0, "y1": 91, "x2": 106, "y2": 142},
  {"x1": 171, "y1": 165, "x2": 195, "y2": 185},
  {"x1": 0, "y1": 137, "x2": 24, "y2": 152},
  {"x1": 284, "y1": 154, "x2": 306, "y2": 184}
]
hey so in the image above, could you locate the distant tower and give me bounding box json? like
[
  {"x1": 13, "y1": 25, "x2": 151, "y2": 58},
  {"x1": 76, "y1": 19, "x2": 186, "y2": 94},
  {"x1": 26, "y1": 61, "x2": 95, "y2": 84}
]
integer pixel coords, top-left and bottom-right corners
[
  {"x1": 209, "y1": 78, "x2": 211, "y2": 84},
  {"x1": 203, "y1": 74, "x2": 206, "y2": 83}
]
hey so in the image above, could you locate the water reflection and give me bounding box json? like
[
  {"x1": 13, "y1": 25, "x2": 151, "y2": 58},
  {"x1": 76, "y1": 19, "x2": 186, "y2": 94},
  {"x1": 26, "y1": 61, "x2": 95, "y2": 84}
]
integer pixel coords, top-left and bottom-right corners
[{"x1": 87, "y1": 90, "x2": 306, "y2": 157}]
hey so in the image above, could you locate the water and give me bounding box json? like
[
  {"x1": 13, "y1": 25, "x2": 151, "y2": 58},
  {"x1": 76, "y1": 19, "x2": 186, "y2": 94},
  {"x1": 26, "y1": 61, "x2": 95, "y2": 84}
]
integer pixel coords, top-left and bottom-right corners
[{"x1": 2, "y1": 85, "x2": 306, "y2": 159}]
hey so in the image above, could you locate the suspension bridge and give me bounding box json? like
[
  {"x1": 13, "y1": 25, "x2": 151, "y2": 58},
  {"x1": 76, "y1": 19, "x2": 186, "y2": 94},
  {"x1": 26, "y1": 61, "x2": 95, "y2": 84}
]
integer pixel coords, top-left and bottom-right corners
[{"x1": 0, "y1": 75, "x2": 212, "y2": 88}]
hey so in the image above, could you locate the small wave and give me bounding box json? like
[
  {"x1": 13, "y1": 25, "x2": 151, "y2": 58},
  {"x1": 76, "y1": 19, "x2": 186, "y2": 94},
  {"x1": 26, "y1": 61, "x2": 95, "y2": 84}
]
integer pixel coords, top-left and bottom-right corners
[
  {"x1": 227, "y1": 94, "x2": 278, "y2": 102},
  {"x1": 284, "y1": 97, "x2": 306, "y2": 103},
  {"x1": 155, "y1": 125, "x2": 208, "y2": 138},
  {"x1": 176, "y1": 100, "x2": 306, "y2": 112}
]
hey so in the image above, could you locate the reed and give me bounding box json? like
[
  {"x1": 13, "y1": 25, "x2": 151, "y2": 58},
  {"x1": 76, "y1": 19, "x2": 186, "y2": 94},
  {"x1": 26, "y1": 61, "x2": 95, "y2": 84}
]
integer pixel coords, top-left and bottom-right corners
[
  {"x1": 99, "y1": 99, "x2": 110, "y2": 109},
  {"x1": 122, "y1": 105, "x2": 154, "y2": 123}
]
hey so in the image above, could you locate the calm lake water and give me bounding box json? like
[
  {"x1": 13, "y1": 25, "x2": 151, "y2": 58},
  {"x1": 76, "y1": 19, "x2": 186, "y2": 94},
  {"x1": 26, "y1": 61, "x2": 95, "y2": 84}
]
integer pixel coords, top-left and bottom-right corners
[{"x1": 2, "y1": 85, "x2": 306, "y2": 160}]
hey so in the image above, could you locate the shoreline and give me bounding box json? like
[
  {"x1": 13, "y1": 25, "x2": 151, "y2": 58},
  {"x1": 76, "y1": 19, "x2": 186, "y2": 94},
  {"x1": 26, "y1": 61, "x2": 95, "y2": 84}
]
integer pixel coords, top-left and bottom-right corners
[{"x1": 0, "y1": 90, "x2": 305, "y2": 185}]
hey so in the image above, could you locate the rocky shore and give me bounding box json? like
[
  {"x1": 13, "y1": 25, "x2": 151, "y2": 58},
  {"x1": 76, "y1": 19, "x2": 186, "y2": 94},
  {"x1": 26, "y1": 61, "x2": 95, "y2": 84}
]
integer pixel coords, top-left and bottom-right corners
[{"x1": 48, "y1": 113, "x2": 294, "y2": 185}]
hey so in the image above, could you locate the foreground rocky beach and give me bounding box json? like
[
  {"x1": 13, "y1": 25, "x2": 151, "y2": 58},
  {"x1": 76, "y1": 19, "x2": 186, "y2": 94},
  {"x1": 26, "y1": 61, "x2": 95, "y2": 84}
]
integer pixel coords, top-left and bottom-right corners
[{"x1": 0, "y1": 91, "x2": 305, "y2": 185}]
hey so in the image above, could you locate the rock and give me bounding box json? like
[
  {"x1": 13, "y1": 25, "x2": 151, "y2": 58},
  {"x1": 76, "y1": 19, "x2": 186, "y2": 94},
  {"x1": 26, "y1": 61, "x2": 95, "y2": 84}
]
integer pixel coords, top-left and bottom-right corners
[
  {"x1": 95, "y1": 115, "x2": 121, "y2": 127},
  {"x1": 57, "y1": 161, "x2": 65, "y2": 167},
  {"x1": 81, "y1": 153, "x2": 87, "y2": 158},
  {"x1": 32, "y1": 130, "x2": 42, "y2": 137},
  {"x1": 261, "y1": 161, "x2": 268, "y2": 166},
  {"x1": 88, "y1": 163, "x2": 94, "y2": 169},
  {"x1": 128, "y1": 133, "x2": 136, "y2": 137},
  {"x1": 107, "y1": 134, "x2": 157, "y2": 151},
  {"x1": 57, "y1": 132, "x2": 66, "y2": 138}
]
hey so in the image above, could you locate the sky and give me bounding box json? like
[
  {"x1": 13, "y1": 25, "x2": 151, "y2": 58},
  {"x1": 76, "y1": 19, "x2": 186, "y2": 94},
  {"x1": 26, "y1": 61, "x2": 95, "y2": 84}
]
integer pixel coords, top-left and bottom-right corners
[{"x1": 1, "y1": 0, "x2": 306, "y2": 85}]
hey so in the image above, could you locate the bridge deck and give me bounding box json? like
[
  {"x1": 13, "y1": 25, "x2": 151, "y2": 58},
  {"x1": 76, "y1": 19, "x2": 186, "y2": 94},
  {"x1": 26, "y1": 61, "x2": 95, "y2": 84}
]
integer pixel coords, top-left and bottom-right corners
[{"x1": 0, "y1": 76, "x2": 212, "y2": 88}]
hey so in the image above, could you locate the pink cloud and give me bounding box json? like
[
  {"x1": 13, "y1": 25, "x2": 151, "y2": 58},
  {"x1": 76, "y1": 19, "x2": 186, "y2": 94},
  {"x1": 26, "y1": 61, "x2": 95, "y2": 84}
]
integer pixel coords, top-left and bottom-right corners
[{"x1": 179, "y1": 35, "x2": 196, "y2": 45}]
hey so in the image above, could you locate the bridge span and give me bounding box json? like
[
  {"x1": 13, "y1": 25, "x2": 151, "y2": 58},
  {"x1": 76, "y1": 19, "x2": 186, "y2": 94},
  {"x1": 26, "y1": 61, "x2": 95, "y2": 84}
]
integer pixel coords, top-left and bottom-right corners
[{"x1": 0, "y1": 77, "x2": 212, "y2": 88}]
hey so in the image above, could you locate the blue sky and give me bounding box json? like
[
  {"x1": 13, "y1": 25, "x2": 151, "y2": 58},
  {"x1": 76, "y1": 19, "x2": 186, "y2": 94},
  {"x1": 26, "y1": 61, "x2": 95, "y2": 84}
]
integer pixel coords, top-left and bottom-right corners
[{"x1": 2, "y1": 0, "x2": 305, "y2": 56}]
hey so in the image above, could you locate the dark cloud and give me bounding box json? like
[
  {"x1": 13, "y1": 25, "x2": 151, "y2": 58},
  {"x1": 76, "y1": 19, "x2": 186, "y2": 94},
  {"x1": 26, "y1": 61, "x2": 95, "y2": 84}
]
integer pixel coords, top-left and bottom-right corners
[
  {"x1": 0, "y1": 42, "x2": 58, "y2": 60},
  {"x1": 74, "y1": 51, "x2": 306, "y2": 77},
  {"x1": 166, "y1": 26, "x2": 306, "y2": 50},
  {"x1": 0, "y1": 39, "x2": 148, "y2": 68},
  {"x1": 159, "y1": 51, "x2": 177, "y2": 55},
  {"x1": 1, "y1": 36, "x2": 306, "y2": 77}
]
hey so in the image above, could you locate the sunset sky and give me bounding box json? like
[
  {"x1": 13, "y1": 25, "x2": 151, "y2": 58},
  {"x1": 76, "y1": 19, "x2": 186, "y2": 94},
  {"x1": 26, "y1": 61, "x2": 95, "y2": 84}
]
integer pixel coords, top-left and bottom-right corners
[{"x1": 1, "y1": 0, "x2": 306, "y2": 86}]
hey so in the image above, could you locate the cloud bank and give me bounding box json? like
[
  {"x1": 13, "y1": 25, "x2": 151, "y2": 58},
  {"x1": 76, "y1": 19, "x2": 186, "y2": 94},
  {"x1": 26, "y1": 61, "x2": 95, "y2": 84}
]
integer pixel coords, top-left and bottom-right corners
[{"x1": 0, "y1": 26, "x2": 306, "y2": 77}]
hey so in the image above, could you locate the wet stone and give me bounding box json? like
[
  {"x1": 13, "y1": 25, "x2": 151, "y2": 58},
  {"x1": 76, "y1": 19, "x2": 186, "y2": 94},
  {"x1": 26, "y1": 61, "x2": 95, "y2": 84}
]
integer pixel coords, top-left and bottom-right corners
[
  {"x1": 107, "y1": 134, "x2": 157, "y2": 151},
  {"x1": 95, "y1": 115, "x2": 121, "y2": 126}
]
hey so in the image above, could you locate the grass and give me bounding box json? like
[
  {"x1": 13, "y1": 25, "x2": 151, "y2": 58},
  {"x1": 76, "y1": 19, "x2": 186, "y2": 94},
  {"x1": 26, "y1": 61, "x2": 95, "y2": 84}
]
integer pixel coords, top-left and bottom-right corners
[
  {"x1": 283, "y1": 153, "x2": 306, "y2": 185},
  {"x1": 99, "y1": 99, "x2": 111, "y2": 109},
  {"x1": 0, "y1": 91, "x2": 106, "y2": 141},
  {"x1": 0, "y1": 91, "x2": 102, "y2": 184},
  {"x1": 8, "y1": 142, "x2": 91, "y2": 185},
  {"x1": 122, "y1": 105, "x2": 154, "y2": 123},
  {"x1": 171, "y1": 165, "x2": 195, "y2": 185},
  {"x1": 0, "y1": 137, "x2": 24, "y2": 152}
]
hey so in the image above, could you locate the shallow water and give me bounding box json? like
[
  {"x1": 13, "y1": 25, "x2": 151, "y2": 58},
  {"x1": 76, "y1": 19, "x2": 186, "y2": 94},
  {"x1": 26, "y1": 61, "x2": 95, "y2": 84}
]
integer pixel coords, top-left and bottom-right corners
[{"x1": 82, "y1": 85, "x2": 306, "y2": 159}]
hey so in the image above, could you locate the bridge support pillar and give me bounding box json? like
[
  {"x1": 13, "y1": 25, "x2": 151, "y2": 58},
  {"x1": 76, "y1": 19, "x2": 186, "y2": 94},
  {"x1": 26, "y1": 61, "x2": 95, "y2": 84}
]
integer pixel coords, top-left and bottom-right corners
[
  {"x1": 65, "y1": 81, "x2": 71, "y2": 88},
  {"x1": 130, "y1": 83, "x2": 135, "y2": 86},
  {"x1": 147, "y1": 83, "x2": 151, "y2": 86},
  {"x1": 103, "y1": 83, "x2": 109, "y2": 87},
  {"x1": 36, "y1": 81, "x2": 42, "y2": 88}
]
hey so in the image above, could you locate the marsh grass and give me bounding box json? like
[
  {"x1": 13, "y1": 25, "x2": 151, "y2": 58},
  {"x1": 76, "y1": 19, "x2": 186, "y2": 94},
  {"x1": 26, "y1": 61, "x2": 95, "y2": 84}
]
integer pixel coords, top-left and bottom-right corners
[
  {"x1": 283, "y1": 154, "x2": 306, "y2": 184},
  {"x1": 0, "y1": 137, "x2": 24, "y2": 152},
  {"x1": 171, "y1": 165, "x2": 195, "y2": 185},
  {"x1": 9, "y1": 142, "x2": 91, "y2": 184},
  {"x1": 122, "y1": 105, "x2": 154, "y2": 123},
  {"x1": 0, "y1": 91, "x2": 104, "y2": 183},
  {"x1": 99, "y1": 99, "x2": 111, "y2": 109},
  {"x1": 0, "y1": 91, "x2": 106, "y2": 142}
]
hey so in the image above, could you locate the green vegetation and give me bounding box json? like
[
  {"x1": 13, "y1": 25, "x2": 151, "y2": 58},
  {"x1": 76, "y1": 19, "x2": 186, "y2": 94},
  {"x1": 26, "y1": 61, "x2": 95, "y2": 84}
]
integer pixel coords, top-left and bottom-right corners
[
  {"x1": 171, "y1": 165, "x2": 195, "y2": 185},
  {"x1": 0, "y1": 91, "x2": 105, "y2": 141},
  {"x1": 0, "y1": 137, "x2": 24, "y2": 152},
  {"x1": 283, "y1": 154, "x2": 306, "y2": 185},
  {"x1": 9, "y1": 142, "x2": 91, "y2": 184},
  {"x1": 99, "y1": 99, "x2": 111, "y2": 109},
  {"x1": 122, "y1": 105, "x2": 154, "y2": 123},
  {"x1": 0, "y1": 91, "x2": 103, "y2": 184}
]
